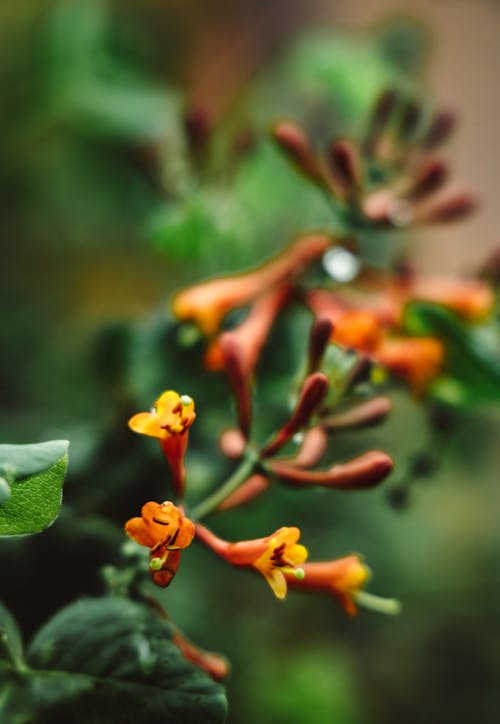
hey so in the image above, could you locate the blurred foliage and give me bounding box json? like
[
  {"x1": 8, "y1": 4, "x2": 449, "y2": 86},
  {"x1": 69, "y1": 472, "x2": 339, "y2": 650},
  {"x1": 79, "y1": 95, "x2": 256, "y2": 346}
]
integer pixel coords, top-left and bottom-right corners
[{"x1": 1, "y1": 2, "x2": 500, "y2": 723}]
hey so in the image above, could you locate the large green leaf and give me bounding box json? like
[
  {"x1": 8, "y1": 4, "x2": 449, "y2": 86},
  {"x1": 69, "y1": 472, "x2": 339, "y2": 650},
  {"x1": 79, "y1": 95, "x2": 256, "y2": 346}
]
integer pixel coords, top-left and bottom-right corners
[
  {"x1": 0, "y1": 453, "x2": 68, "y2": 536},
  {"x1": 0, "y1": 597, "x2": 227, "y2": 724},
  {"x1": 0, "y1": 441, "x2": 69, "y2": 481}
]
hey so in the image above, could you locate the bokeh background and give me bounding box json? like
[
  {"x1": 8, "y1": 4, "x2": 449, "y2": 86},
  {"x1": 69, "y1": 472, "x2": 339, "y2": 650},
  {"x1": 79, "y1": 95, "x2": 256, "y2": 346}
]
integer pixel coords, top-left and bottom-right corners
[{"x1": 2, "y1": 1, "x2": 500, "y2": 722}]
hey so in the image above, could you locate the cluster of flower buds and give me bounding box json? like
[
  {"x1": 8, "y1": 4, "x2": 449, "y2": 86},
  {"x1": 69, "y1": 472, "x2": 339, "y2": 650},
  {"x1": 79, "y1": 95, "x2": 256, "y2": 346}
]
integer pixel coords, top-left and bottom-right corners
[
  {"x1": 272, "y1": 90, "x2": 475, "y2": 229},
  {"x1": 123, "y1": 88, "x2": 497, "y2": 683}
]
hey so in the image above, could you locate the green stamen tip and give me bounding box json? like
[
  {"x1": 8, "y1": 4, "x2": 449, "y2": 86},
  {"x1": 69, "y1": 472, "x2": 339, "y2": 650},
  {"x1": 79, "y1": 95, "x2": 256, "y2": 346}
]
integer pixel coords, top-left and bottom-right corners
[
  {"x1": 294, "y1": 567, "x2": 306, "y2": 580},
  {"x1": 180, "y1": 395, "x2": 193, "y2": 406},
  {"x1": 149, "y1": 557, "x2": 163, "y2": 571}
]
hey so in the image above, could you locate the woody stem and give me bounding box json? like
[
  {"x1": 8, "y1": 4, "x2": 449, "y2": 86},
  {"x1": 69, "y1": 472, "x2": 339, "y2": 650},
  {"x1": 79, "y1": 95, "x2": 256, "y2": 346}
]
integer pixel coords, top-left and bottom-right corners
[{"x1": 190, "y1": 448, "x2": 260, "y2": 520}]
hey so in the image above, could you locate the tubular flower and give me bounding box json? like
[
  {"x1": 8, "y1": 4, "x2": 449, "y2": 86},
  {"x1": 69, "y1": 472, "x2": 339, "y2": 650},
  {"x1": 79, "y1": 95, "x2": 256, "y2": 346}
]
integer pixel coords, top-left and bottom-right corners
[
  {"x1": 128, "y1": 390, "x2": 195, "y2": 496},
  {"x1": 286, "y1": 555, "x2": 400, "y2": 616},
  {"x1": 331, "y1": 310, "x2": 384, "y2": 353},
  {"x1": 195, "y1": 523, "x2": 308, "y2": 600},
  {"x1": 172, "y1": 234, "x2": 330, "y2": 335},
  {"x1": 253, "y1": 527, "x2": 308, "y2": 599},
  {"x1": 376, "y1": 336, "x2": 445, "y2": 394},
  {"x1": 400, "y1": 275, "x2": 495, "y2": 321},
  {"x1": 125, "y1": 501, "x2": 195, "y2": 588}
]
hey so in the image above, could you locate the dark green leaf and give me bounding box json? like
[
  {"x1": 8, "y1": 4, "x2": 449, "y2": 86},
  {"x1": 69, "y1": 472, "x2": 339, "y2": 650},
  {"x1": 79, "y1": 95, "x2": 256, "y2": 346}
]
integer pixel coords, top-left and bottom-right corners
[
  {"x1": 1, "y1": 597, "x2": 228, "y2": 724},
  {"x1": 0, "y1": 456, "x2": 68, "y2": 536},
  {"x1": 0, "y1": 441, "x2": 69, "y2": 482},
  {"x1": 0, "y1": 602, "x2": 23, "y2": 667}
]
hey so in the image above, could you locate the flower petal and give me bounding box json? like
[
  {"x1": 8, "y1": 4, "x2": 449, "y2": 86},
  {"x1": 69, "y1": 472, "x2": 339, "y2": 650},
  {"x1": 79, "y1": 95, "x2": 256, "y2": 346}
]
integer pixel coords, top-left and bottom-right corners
[
  {"x1": 263, "y1": 568, "x2": 288, "y2": 599},
  {"x1": 128, "y1": 412, "x2": 163, "y2": 438}
]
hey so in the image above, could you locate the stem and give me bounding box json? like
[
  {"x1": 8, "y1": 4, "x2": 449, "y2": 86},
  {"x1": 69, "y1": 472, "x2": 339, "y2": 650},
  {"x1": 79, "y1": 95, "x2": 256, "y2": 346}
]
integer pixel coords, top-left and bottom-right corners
[
  {"x1": 353, "y1": 590, "x2": 401, "y2": 615},
  {"x1": 0, "y1": 627, "x2": 26, "y2": 673},
  {"x1": 190, "y1": 449, "x2": 260, "y2": 520}
]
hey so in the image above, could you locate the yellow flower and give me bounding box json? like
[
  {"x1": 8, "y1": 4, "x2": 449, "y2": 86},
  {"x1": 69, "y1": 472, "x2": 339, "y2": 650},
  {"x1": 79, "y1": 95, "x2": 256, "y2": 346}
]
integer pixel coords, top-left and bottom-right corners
[
  {"x1": 128, "y1": 390, "x2": 195, "y2": 439},
  {"x1": 195, "y1": 523, "x2": 308, "y2": 600},
  {"x1": 128, "y1": 391, "x2": 195, "y2": 496},
  {"x1": 252, "y1": 527, "x2": 308, "y2": 600}
]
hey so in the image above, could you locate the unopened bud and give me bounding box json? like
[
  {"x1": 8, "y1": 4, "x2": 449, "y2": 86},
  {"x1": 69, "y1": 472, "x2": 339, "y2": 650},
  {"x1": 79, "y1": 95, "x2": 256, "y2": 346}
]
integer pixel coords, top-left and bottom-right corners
[
  {"x1": 271, "y1": 449, "x2": 394, "y2": 489},
  {"x1": 399, "y1": 99, "x2": 423, "y2": 142},
  {"x1": 419, "y1": 189, "x2": 476, "y2": 223},
  {"x1": 272, "y1": 121, "x2": 325, "y2": 186},
  {"x1": 409, "y1": 157, "x2": 448, "y2": 200},
  {"x1": 219, "y1": 333, "x2": 252, "y2": 439},
  {"x1": 327, "y1": 140, "x2": 362, "y2": 198},
  {"x1": 321, "y1": 396, "x2": 392, "y2": 431},
  {"x1": 423, "y1": 109, "x2": 456, "y2": 149},
  {"x1": 364, "y1": 89, "x2": 398, "y2": 153},
  {"x1": 262, "y1": 372, "x2": 329, "y2": 458},
  {"x1": 308, "y1": 317, "x2": 334, "y2": 373}
]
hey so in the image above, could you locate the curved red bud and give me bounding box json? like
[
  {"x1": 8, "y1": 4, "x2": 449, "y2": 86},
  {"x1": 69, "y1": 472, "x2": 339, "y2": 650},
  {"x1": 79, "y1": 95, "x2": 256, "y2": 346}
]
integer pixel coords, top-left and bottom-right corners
[
  {"x1": 262, "y1": 372, "x2": 329, "y2": 458},
  {"x1": 418, "y1": 189, "x2": 476, "y2": 224},
  {"x1": 321, "y1": 396, "x2": 392, "y2": 431},
  {"x1": 327, "y1": 140, "x2": 362, "y2": 198},
  {"x1": 408, "y1": 157, "x2": 448, "y2": 200},
  {"x1": 219, "y1": 334, "x2": 252, "y2": 439},
  {"x1": 270, "y1": 450, "x2": 393, "y2": 489},
  {"x1": 308, "y1": 316, "x2": 334, "y2": 373},
  {"x1": 279, "y1": 427, "x2": 329, "y2": 469},
  {"x1": 423, "y1": 109, "x2": 456, "y2": 149},
  {"x1": 272, "y1": 121, "x2": 325, "y2": 186}
]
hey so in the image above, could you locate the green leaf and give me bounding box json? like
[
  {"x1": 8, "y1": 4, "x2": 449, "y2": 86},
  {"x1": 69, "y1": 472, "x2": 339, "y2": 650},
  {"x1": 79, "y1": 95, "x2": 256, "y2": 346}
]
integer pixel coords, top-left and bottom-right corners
[
  {"x1": 0, "y1": 456, "x2": 68, "y2": 536},
  {"x1": 0, "y1": 602, "x2": 23, "y2": 668},
  {"x1": 0, "y1": 597, "x2": 228, "y2": 724},
  {"x1": 0, "y1": 441, "x2": 69, "y2": 482},
  {"x1": 0, "y1": 478, "x2": 11, "y2": 505}
]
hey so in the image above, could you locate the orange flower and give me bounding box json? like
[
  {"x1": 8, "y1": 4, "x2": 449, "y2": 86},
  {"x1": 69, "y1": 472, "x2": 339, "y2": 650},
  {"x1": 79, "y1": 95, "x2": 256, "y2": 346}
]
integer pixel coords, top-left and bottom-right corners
[
  {"x1": 403, "y1": 275, "x2": 494, "y2": 321},
  {"x1": 172, "y1": 234, "x2": 330, "y2": 335},
  {"x1": 195, "y1": 523, "x2": 308, "y2": 600},
  {"x1": 125, "y1": 501, "x2": 195, "y2": 588},
  {"x1": 128, "y1": 390, "x2": 195, "y2": 496},
  {"x1": 286, "y1": 555, "x2": 400, "y2": 616},
  {"x1": 331, "y1": 310, "x2": 383, "y2": 353},
  {"x1": 376, "y1": 336, "x2": 444, "y2": 394}
]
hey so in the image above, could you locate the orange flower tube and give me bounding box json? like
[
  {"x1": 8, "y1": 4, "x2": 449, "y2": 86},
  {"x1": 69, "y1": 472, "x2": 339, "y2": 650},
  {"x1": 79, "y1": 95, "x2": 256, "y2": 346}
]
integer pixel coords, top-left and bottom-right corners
[
  {"x1": 172, "y1": 233, "x2": 331, "y2": 335},
  {"x1": 195, "y1": 523, "x2": 307, "y2": 599},
  {"x1": 286, "y1": 555, "x2": 400, "y2": 616},
  {"x1": 128, "y1": 390, "x2": 196, "y2": 497}
]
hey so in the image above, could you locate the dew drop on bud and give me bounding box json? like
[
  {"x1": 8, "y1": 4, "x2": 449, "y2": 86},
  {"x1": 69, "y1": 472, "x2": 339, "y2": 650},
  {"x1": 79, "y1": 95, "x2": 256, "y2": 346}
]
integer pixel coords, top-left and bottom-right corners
[{"x1": 323, "y1": 247, "x2": 361, "y2": 283}]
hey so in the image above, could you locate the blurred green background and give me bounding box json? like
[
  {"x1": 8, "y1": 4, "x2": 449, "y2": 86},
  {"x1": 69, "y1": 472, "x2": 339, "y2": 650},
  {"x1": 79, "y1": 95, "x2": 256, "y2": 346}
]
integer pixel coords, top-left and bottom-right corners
[{"x1": 1, "y1": 1, "x2": 500, "y2": 722}]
